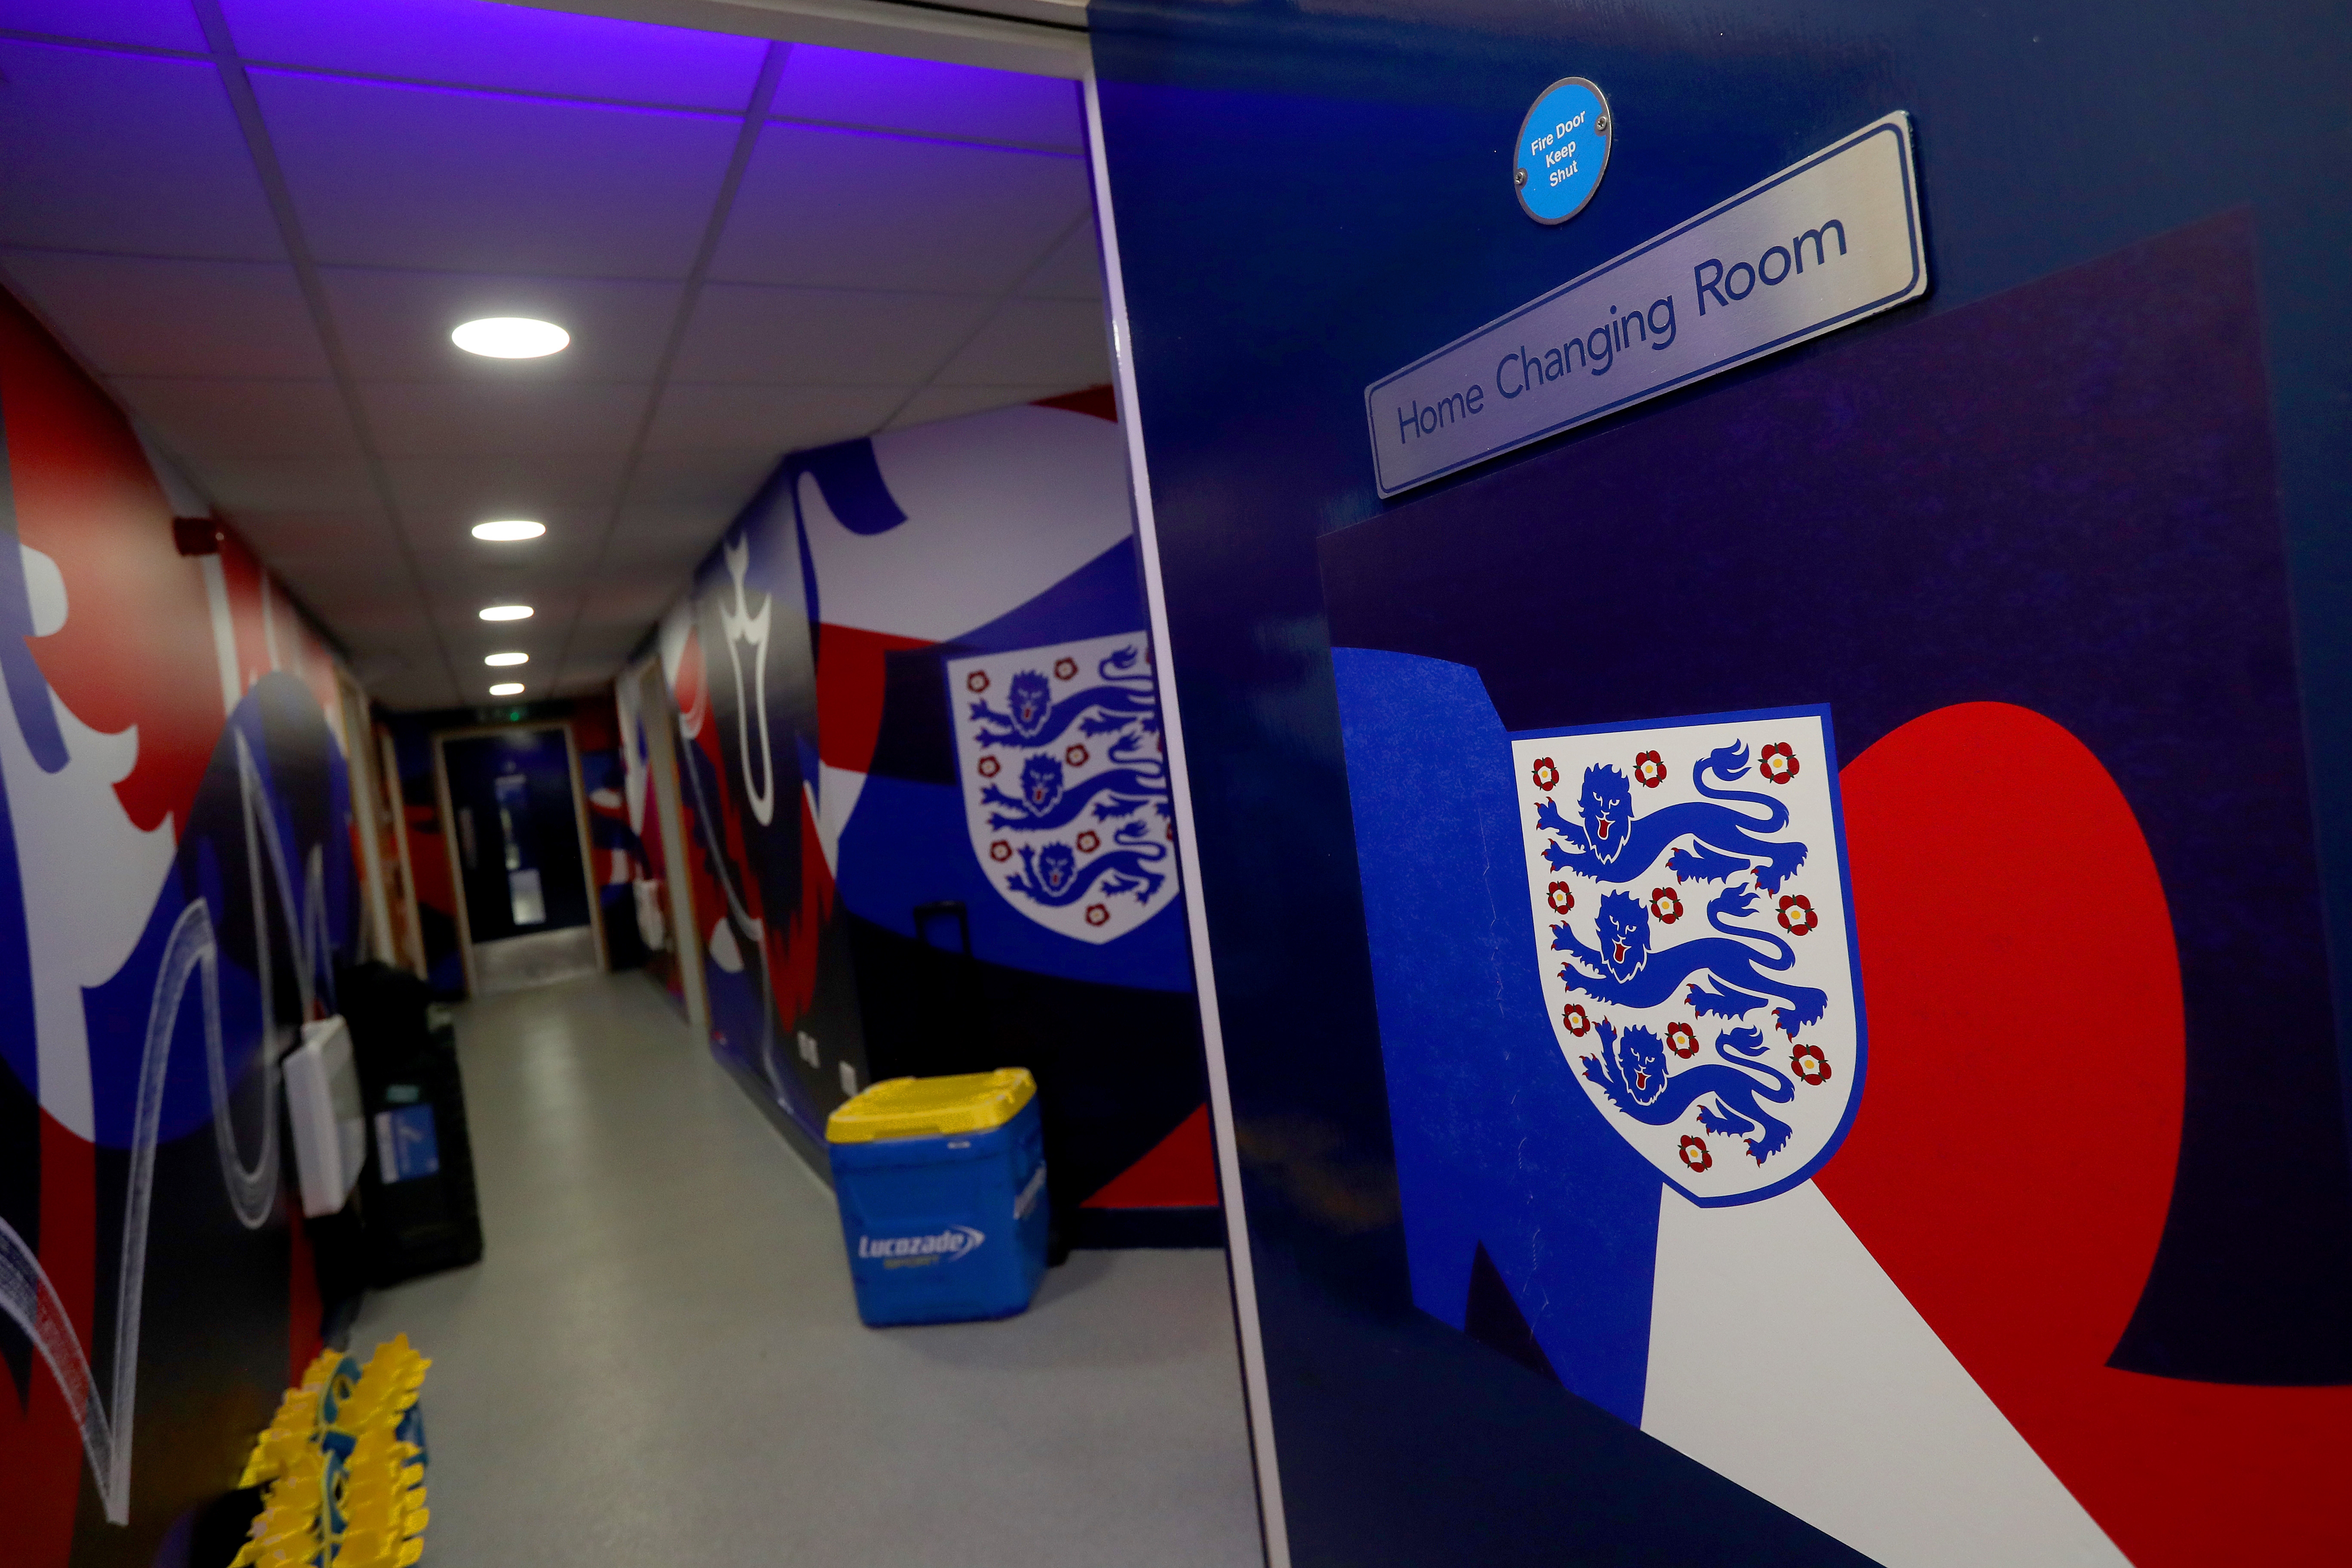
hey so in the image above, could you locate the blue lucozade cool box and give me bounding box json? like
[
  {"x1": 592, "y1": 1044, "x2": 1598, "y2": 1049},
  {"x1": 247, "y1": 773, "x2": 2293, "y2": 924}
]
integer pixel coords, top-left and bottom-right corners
[{"x1": 824, "y1": 1070, "x2": 1050, "y2": 1327}]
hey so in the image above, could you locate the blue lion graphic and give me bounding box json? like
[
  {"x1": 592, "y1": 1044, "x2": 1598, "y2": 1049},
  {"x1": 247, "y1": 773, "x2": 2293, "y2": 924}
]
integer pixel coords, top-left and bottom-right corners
[
  {"x1": 1536, "y1": 741, "x2": 1808, "y2": 893},
  {"x1": 1554, "y1": 885, "x2": 1828, "y2": 1038},
  {"x1": 1005, "y1": 821, "x2": 1170, "y2": 908},
  {"x1": 1580, "y1": 1019, "x2": 1798, "y2": 1164},
  {"x1": 979, "y1": 732, "x2": 1170, "y2": 833},
  {"x1": 968, "y1": 646, "x2": 1161, "y2": 750}
]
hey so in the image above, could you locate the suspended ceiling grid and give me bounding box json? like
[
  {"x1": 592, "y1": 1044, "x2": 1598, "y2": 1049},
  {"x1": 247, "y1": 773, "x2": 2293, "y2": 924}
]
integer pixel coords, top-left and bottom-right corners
[{"x1": 0, "y1": 0, "x2": 1111, "y2": 709}]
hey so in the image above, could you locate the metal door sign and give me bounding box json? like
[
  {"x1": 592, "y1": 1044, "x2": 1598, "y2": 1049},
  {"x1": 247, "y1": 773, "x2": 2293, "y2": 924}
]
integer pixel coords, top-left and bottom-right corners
[
  {"x1": 1371, "y1": 113, "x2": 1927, "y2": 498},
  {"x1": 1515, "y1": 77, "x2": 1612, "y2": 224}
]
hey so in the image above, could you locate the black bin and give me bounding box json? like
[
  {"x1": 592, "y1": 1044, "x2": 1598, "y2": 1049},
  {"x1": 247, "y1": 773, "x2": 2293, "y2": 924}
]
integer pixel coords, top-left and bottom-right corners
[{"x1": 337, "y1": 962, "x2": 485, "y2": 1286}]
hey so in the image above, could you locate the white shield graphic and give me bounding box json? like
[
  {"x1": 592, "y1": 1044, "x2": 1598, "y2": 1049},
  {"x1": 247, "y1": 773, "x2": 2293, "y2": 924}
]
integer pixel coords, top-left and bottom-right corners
[
  {"x1": 946, "y1": 632, "x2": 1180, "y2": 943},
  {"x1": 1511, "y1": 707, "x2": 1864, "y2": 1205}
]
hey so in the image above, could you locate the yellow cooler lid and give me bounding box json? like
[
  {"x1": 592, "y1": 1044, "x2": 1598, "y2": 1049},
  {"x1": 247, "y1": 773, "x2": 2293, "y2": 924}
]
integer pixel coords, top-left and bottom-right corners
[{"x1": 824, "y1": 1068, "x2": 1036, "y2": 1144}]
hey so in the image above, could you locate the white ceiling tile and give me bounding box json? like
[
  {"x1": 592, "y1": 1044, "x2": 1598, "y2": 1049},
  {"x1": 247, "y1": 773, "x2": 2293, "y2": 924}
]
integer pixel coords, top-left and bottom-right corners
[
  {"x1": 575, "y1": 576, "x2": 682, "y2": 624},
  {"x1": 318, "y1": 267, "x2": 683, "y2": 382},
  {"x1": 708, "y1": 126, "x2": 1089, "y2": 294},
  {"x1": 356, "y1": 666, "x2": 453, "y2": 712},
  {"x1": 624, "y1": 450, "x2": 780, "y2": 515},
  {"x1": 110, "y1": 377, "x2": 360, "y2": 459},
  {"x1": 884, "y1": 384, "x2": 1075, "y2": 432},
  {"x1": 0, "y1": 1, "x2": 210, "y2": 50},
  {"x1": 252, "y1": 70, "x2": 738, "y2": 277},
  {"x1": 224, "y1": 509, "x2": 398, "y2": 560},
  {"x1": 1018, "y1": 222, "x2": 1106, "y2": 300},
  {"x1": 670, "y1": 283, "x2": 991, "y2": 385},
  {"x1": 643, "y1": 383, "x2": 902, "y2": 454},
  {"x1": 929, "y1": 297, "x2": 1109, "y2": 387},
  {"x1": 186, "y1": 455, "x2": 380, "y2": 510},
  {"x1": 359, "y1": 379, "x2": 650, "y2": 457},
  {"x1": 0, "y1": 41, "x2": 284, "y2": 260},
  {"x1": 217, "y1": 0, "x2": 768, "y2": 110},
  {"x1": 772, "y1": 47, "x2": 1083, "y2": 151},
  {"x1": 2, "y1": 254, "x2": 328, "y2": 377},
  {"x1": 381, "y1": 451, "x2": 628, "y2": 515},
  {"x1": 406, "y1": 511, "x2": 610, "y2": 568}
]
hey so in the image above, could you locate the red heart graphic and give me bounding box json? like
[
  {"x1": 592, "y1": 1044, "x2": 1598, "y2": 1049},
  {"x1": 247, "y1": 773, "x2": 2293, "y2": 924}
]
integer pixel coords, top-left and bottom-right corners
[{"x1": 1825, "y1": 701, "x2": 2351, "y2": 1565}]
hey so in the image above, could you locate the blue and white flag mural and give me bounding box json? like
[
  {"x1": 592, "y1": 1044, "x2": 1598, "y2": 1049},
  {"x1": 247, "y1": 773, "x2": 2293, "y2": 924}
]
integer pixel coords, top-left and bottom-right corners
[
  {"x1": 947, "y1": 632, "x2": 1179, "y2": 944},
  {"x1": 1510, "y1": 710, "x2": 1863, "y2": 1204}
]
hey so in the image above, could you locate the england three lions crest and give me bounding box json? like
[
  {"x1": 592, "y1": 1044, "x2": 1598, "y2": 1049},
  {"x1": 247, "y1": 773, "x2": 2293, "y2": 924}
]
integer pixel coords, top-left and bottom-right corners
[
  {"x1": 1512, "y1": 708, "x2": 1865, "y2": 1204},
  {"x1": 947, "y1": 633, "x2": 1180, "y2": 944}
]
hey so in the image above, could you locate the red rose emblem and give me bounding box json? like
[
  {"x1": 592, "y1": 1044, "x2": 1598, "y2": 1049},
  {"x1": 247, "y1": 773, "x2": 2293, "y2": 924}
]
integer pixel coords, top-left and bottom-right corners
[
  {"x1": 1084, "y1": 903, "x2": 1110, "y2": 926},
  {"x1": 977, "y1": 756, "x2": 1000, "y2": 778},
  {"x1": 1777, "y1": 894, "x2": 1818, "y2": 935},
  {"x1": 1066, "y1": 744, "x2": 1090, "y2": 767},
  {"x1": 1076, "y1": 830, "x2": 1101, "y2": 853},
  {"x1": 989, "y1": 841, "x2": 1011, "y2": 862},
  {"x1": 966, "y1": 671, "x2": 990, "y2": 693},
  {"x1": 1759, "y1": 742, "x2": 1799, "y2": 785},
  {"x1": 1547, "y1": 881, "x2": 1575, "y2": 914},
  {"x1": 1666, "y1": 1021, "x2": 1700, "y2": 1059},
  {"x1": 1530, "y1": 756, "x2": 1559, "y2": 792},
  {"x1": 1560, "y1": 1001, "x2": 1592, "y2": 1037},
  {"x1": 1678, "y1": 1136, "x2": 1713, "y2": 1173},
  {"x1": 1632, "y1": 750, "x2": 1668, "y2": 789},
  {"x1": 1791, "y1": 1043, "x2": 1832, "y2": 1086},
  {"x1": 1054, "y1": 657, "x2": 1078, "y2": 680},
  {"x1": 1650, "y1": 886, "x2": 1684, "y2": 923}
]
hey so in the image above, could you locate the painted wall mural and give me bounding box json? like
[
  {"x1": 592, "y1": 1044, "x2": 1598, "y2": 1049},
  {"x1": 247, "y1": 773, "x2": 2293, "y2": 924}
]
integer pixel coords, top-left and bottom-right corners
[
  {"x1": 0, "y1": 292, "x2": 363, "y2": 1567},
  {"x1": 1323, "y1": 217, "x2": 2350, "y2": 1565},
  {"x1": 651, "y1": 394, "x2": 1217, "y2": 1237}
]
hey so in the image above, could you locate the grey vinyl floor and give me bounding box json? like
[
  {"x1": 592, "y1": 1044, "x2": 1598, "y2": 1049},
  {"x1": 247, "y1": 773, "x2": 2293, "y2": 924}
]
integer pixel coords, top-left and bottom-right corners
[{"x1": 352, "y1": 972, "x2": 1264, "y2": 1567}]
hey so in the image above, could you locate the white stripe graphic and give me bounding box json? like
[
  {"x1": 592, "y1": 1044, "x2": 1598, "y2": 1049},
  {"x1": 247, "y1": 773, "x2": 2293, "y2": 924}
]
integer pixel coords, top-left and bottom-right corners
[{"x1": 1643, "y1": 1182, "x2": 2126, "y2": 1566}]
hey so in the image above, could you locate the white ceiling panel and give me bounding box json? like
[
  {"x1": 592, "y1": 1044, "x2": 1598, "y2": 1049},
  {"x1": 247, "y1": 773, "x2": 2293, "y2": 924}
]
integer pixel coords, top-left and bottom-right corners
[
  {"x1": 1019, "y1": 222, "x2": 1106, "y2": 300},
  {"x1": 0, "y1": 0, "x2": 211, "y2": 51},
  {"x1": 708, "y1": 125, "x2": 1088, "y2": 294},
  {"x1": 406, "y1": 508, "x2": 616, "y2": 567},
  {"x1": 771, "y1": 45, "x2": 1082, "y2": 151},
  {"x1": 930, "y1": 297, "x2": 1109, "y2": 386},
  {"x1": 2, "y1": 1, "x2": 1121, "y2": 708},
  {"x1": 643, "y1": 382, "x2": 904, "y2": 453},
  {"x1": 252, "y1": 70, "x2": 739, "y2": 277},
  {"x1": 624, "y1": 449, "x2": 781, "y2": 514},
  {"x1": 573, "y1": 576, "x2": 683, "y2": 623},
  {"x1": 319, "y1": 268, "x2": 684, "y2": 382},
  {"x1": 360, "y1": 379, "x2": 651, "y2": 457},
  {"x1": 670, "y1": 283, "x2": 992, "y2": 384},
  {"x1": 184, "y1": 455, "x2": 383, "y2": 510},
  {"x1": 885, "y1": 383, "x2": 1069, "y2": 432},
  {"x1": 0, "y1": 40, "x2": 285, "y2": 260},
  {"x1": 597, "y1": 529, "x2": 718, "y2": 576},
  {"x1": 109, "y1": 377, "x2": 361, "y2": 459},
  {"x1": 382, "y1": 451, "x2": 631, "y2": 514},
  {"x1": 226, "y1": 508, "x2": 402, "y2": 563},
  {"x1": 0, "y1": 254, "x2": 329, "y2": 377},
  {"x1": 218, "y1": 0, "x2": 768, "y2": 110}
]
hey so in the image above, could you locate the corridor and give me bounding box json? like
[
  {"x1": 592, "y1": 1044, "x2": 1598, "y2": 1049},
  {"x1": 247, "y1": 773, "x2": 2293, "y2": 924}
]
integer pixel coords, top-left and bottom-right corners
[{"x1": 352, "y1": 974, "x2": 1261, "y2": 1568}]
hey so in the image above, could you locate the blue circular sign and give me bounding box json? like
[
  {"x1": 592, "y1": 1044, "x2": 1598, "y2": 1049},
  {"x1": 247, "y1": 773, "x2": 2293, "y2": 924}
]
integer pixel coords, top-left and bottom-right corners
[{"x1": 1514, "y1": 77, "x2": 1612, "y2": 224}]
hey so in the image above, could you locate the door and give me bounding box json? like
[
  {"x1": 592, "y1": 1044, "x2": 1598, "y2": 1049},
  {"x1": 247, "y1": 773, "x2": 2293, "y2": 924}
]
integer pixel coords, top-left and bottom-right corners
[{"x1": 438, "y1": 725, "x2": 601, "y2": 995}]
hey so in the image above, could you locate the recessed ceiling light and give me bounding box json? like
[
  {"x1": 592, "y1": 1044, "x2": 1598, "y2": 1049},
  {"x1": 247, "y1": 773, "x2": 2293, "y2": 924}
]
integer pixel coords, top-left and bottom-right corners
[
  {"x1": 484, "y1": 652, "x2": 529, "y2": 667},
  {"x1": 488, "y1": 682, "x2": 526, "y2": 697},
  {"x1": 451, "y1": 318, "x2": 569, "y2": 358},
  {"x1": 472, "y1": 519, "x2": 545, "y2": 542},
  {"x1": 479, "y1": 604, "x2": 533, "y2": 622}
]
